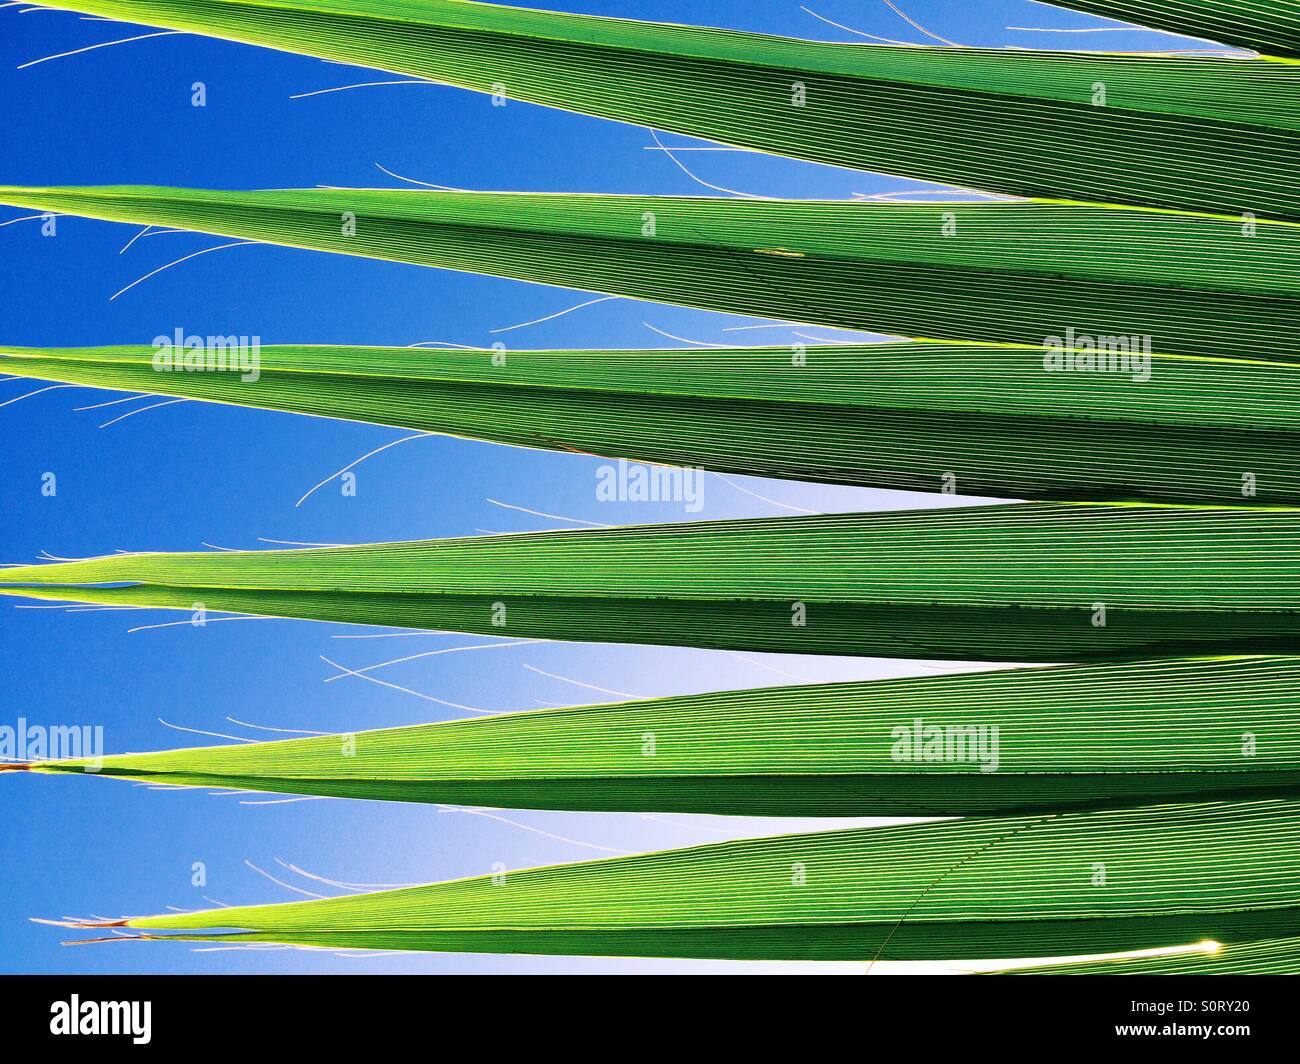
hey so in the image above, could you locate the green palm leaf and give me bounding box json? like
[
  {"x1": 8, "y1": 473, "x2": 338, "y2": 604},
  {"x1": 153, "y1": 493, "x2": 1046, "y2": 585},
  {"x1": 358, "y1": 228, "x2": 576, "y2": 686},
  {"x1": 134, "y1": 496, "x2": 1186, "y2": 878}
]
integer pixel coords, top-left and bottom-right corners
[
  {"x1": 3, "y1": 504, "x2": 1300, "y2": 662},
  {"x1": 48, "y1": 800, "x2": 1300, "y2": 961},
  {"x1": 26, "y1": 1, "x2": 1300, "y2": 217},
  {"x1": 1, "y1": 187, "x2": 1297, "y2": 362},
  {"x1": 6, "y1": 341, "x2": 1300, "y2": 504},
  {"x1": 15, "y1": 657, "x2": 1300, "y2": 817},
  {"x1": 13, "y1": 1, "x2": 1300, "y2": 976},
  {"x1": 1061, "y1": 1, "x2": 1300, "y2": 60}
]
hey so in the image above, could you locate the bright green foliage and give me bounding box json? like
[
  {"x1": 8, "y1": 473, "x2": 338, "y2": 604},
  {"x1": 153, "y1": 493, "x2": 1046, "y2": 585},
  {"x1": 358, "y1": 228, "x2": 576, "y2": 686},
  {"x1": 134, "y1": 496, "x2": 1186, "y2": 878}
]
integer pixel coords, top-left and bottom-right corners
[
  {"x1": 1, "y1": 188, "x2": 1296, "y2": 362},
  {"x1": 24, "y1": 657, "x2": 1300, "y2": 817},
  {"x1": 28, "y1": 0, "x2": 1300, "y2": 217},
  {"x1": 3, "y1": 504, "x2": 1300, "y2": 662},
  {"x1": 63, "y1": 800, "x2": 1300, "y2": 961},
  {"x1": 14, "y1": 0, "x2": 1300, "y2": 973},
  {"x1": 1061, "y1": 0, "x2": 1300, "y2": 59},
  {"x1": 6, "y1": 342, "x2": 1300, "y2": 505}
]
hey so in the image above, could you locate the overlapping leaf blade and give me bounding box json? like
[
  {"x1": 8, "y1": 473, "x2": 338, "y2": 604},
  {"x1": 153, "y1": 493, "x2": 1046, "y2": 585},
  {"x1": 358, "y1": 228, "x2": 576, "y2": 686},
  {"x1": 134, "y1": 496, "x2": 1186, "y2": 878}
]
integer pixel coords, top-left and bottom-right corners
[
  {"x1": 2, "y1": 187, "x2": 1298, "y2": 362},
  {"x1": 12, "y1": 1, "x2": 1300, "y2": 975},
  {"x1": 56, "y1": 800, "x2": 1300, "y2": 961},
  {"x1": 28, "y1": 0, "x2": 1300, "y2": 217},
  {"x1": 1060, "y1": 0, "x2": 1300, "y2": 60},
  {"x1": 19, "y1": 657, "x2": 1300, "y2": 817},
  {"x1": 6, "y1": 342, "x2": 1300, "y2": 504},
  {"x1": 4, "y1": 504, "x2": 1300, "y2": 662}
]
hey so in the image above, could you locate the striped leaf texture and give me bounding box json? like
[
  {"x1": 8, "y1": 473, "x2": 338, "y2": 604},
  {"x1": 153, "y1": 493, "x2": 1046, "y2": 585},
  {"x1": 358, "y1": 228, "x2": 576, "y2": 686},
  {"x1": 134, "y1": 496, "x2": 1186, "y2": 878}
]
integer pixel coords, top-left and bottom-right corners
[
  {"x1": 53, "y1": 800, "x2": 1300, "y2": 961},
  {"x1": 12, "y1": 0, "x2": 1300, "y2": 975},
  {"x1": 1, "y1": 188, "x2": 1296, "y2": 362},
  {"x1": 28, "y1": 1, "x2": 1300, "y2": 217},
  {"x1": 5, "y1": 342, "x2": 1300, "y2": 505},
  {"x1": 17, "y1": 657, "x2": 1300, "y2": 818},
  {"x1": 3, "y1": 505, "x2": 1300, "y2": 662},
  {"x1": 1061, "y1": 0, "x2": 1300, "y2": 60}
]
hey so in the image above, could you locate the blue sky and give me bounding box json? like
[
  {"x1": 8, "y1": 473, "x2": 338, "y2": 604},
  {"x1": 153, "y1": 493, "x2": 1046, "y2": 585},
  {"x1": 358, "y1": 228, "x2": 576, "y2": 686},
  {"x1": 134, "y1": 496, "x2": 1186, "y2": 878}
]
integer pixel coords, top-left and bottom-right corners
[{"x1": 0, "y1": 1, "x2": 1202, "y2": 974}]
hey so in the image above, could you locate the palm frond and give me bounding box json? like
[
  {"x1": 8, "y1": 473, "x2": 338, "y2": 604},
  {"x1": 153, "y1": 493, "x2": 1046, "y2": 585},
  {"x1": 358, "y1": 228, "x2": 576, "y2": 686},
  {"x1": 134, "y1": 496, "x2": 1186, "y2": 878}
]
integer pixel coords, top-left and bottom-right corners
[
  {"x1": 1060, "y1": 1, "x2": 1300, "y2": 60},
  {"x1": 21, "y1": 657, "x2": 1300, "y2": 817},
  {"x1": 6, "y1": 342, "x2": 1300, "y2": 505},
  {"x1": 53, "y1": 800, "x2": 1300, "y2": 961},
  {"x1": 3, "y1": 504, "x2": 1300, "y2": 662},
  {"x1": 26, "y1": 0, "x2": 1300, "y2": 216},
  {"x1": 0, "y1": 188, "x2": 1297, "y2": 361}
]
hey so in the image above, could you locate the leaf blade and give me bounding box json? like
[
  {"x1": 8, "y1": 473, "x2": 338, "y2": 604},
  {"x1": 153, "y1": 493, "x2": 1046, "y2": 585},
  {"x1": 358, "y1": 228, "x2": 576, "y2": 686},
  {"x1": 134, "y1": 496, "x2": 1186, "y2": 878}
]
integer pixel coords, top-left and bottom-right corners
[
  {"x1": 7, "y1": 341, "x2": 1300, "y2": 505},
  {"x1": 60, "y1": 800, "x2": 1300, "y2": 962},
  {"x1": 28, "y1": 657, "x2": 1300, "y2": 817},
  {"x1": 1058, "y1": 0, "x2": 1300, "y2": 61},
  {"x1": 4, "y1": 504, "x2": 1300, "y2": 662},
  {"x1": 1, "y1": 188, "x2": 1297, "y2": 362},
  {"x1": 27, "y1": 0, "x2": 1300, "y2": 216}
]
